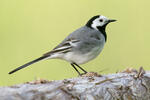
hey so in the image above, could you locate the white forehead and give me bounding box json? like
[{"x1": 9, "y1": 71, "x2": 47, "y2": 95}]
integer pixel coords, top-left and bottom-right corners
[
  {"x1": 93, "y1": 15, "x2": 109, "y2": 23},
  {"x1": 99, "y1": 15, "x2": 108, "y2": 20}
]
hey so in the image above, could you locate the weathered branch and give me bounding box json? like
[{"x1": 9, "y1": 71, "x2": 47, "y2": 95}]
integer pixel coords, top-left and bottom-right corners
[{"x1": 0, "y1": 67, "x2": 150, "y2": 100}]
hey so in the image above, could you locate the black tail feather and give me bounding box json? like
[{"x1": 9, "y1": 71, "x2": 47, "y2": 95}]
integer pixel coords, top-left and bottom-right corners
[{"x1": 8, "y1": 56, "x2": 48, "y2": 74}]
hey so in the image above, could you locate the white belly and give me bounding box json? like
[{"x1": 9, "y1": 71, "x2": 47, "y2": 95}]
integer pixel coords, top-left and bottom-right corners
[{"x1": 62, "y1": 43, "x2": 105, "y2": 64}]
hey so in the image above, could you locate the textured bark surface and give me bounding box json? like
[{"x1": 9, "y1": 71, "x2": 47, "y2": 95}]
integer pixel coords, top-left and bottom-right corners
[{"x1": 0, "y1": 67, "x2": 150, "y2": 100}]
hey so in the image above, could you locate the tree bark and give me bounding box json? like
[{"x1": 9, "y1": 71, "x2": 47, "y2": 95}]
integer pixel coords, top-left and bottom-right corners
[{"x1": 0, "y1": 67, "x2": 150, "y2": 100}]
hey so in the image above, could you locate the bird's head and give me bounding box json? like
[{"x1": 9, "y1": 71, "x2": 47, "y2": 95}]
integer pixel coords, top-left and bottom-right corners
[{"x1": 86, "y1": 15, "x2": 116, "y2": 30}]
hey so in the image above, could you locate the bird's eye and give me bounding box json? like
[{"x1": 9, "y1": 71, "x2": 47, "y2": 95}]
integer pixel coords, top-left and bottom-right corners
[{"x1": 99, "y1": 19, "x2": 103, "y2": 22}]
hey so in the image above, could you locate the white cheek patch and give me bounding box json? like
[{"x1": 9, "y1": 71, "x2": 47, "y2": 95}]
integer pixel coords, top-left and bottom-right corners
[
  {"x1": 91, "y1": 18, "x2": 100, "y2": 30},
  {"x1": 91, "y1": 15, "x2": 108, "y2": 30}
]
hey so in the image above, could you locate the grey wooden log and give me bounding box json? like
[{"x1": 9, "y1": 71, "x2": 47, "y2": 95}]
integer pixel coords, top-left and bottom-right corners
[{"x1": 0, "y1": 67, "x2": 150, "y2": 100}]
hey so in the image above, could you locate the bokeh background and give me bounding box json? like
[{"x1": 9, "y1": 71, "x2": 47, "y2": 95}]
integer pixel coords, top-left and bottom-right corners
[{"x1": 0, "y1": 0, "x2": 150, "y2": 86}]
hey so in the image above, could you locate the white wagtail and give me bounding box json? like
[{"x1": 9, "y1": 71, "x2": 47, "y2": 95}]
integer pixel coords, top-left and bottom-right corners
[{"x1": 9, "y1": 15, "x2": 116, "y2": 75}]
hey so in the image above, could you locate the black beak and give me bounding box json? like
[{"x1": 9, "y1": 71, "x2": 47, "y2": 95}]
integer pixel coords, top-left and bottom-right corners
[{"x1": 108, "y1": 19, "x2": 117, "y2": 23}]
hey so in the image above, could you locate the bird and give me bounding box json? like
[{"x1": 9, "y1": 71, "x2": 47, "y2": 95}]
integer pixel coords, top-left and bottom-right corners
[{"x1": 9, "y1": 15, "x2": 116, "y2": 76}]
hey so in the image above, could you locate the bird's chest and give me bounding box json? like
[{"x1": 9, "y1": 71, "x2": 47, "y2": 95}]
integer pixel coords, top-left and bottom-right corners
[
  {"x1": 63, "y1": 41, "x2": 105, "y2": 64},
  {"x1": 84, "y1": 42, "x2": 104, "y2": 62}
]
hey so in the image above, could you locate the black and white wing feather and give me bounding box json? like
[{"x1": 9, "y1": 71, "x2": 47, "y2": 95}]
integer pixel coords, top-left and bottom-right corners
[{"x1": 43, "y1": 38, "x2": 80, "y2": 56}]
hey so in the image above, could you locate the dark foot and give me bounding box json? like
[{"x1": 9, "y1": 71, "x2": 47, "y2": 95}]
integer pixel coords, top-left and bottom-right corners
[
  {"x1": 73, "y1": 63, "x2": 87, "y2": 73},
  {"x1": 70, "y1": 63, "x2": 87, "y2": 76},
  {"x1": 71, "y1": 63, "x2": 81, "y2": 76}
]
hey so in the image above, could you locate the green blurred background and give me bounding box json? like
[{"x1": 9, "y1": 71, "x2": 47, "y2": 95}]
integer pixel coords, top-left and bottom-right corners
[{"x1": 0, "y1": 0, "x2": 150, "y2": 86}]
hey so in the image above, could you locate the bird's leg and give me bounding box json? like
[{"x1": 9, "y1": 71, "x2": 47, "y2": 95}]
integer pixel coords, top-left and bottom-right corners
[
  {"x1": 71, "y1": 63, "x2": 81, "y2": 76},
  {"x1": 73, "y1": 63, "x2": 87, "y2": 74}
]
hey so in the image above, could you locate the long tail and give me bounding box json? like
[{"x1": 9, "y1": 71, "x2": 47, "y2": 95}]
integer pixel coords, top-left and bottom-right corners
[{"x1": 8, "y1": 56, "x2": 49, "y2": 74}]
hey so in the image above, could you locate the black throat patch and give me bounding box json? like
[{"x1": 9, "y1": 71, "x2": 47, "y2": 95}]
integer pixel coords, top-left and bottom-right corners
[{"x1": 97, "y1": 25, "x2": 107, "y2": 42}]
